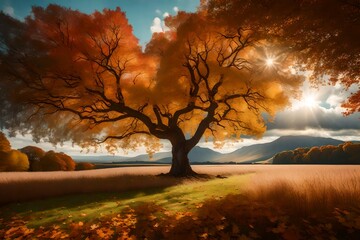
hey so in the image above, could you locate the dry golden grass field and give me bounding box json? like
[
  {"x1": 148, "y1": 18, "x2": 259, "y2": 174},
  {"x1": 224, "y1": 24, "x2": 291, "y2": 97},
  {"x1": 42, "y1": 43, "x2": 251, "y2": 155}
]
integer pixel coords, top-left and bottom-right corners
[{"x1": 1, "y1": 165, "x2": 360, "y2": 239}]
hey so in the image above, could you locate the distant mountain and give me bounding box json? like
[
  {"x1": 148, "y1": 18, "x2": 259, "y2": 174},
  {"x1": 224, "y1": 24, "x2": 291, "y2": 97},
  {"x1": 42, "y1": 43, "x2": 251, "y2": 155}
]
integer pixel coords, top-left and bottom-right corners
[
  {"x1": 155, "y1": 146, "x2": 224, "y2": 163},
  {"x1": 73, "y1": 155, "x2": 131, "y2": 163},
  {"x1": 217, "y1": 135, "x2": 344, "y2": 163},
  {"x1": 73, "y1": 135, "x2": 348, "y2": 164},
  {"x1": 74, "y1": 146, "x2": 222, "y2": 164},
  {"x1": 125, "y1": 151, "x2": 171, "y2": 162},
  {"x1": 74, "y1": 151, "x2": 173, "y2": 163},
  {"x1": 113, "y1": 146, "x2": 223, "y2": 164}
]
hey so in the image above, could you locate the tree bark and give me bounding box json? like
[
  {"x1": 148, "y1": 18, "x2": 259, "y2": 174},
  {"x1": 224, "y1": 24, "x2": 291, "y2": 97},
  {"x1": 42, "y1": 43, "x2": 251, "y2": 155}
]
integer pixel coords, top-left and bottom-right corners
[{"x1": 168, "y1": 141, "x2": 196, "y2": 177}]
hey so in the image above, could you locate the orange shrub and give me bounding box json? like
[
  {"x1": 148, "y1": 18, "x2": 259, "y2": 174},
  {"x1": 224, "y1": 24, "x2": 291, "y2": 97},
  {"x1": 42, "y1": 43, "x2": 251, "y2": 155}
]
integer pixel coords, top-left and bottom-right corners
[
  {"x1": 39, "y1": 151, "x2": 75, "y2": 171},
  {"x1": 0, "y1": 150, "x2": 29, "y2": 171},
  {"x1": 273, "y1": 151, "x2": 295, "y2": 164},
  {"x1": 19, "y1": 146, "x2": 46, "y2": 171},
  {"x1": 0, "y1": 132, "x2": 11, "y2": 152},
  {"x1": 293, "y1": 147, "x2": 309, "y2": 163},
  {"x1": 75, "y1": 162, "x2": 95, "y2": 171},
  {"x1": 273, "y1": 143, "x2": 360, "y2": 164},
  {"x1": 304, "y1": 147, "x2": 321, "y2": 162},
  {"x1": 343, "y1": 142, "x2": 360, "y2": 162}
]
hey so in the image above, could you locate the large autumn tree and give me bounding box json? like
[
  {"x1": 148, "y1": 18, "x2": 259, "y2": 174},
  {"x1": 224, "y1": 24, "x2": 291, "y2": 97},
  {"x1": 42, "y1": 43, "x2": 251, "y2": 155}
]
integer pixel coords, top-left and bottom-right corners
[
  {"x1": 2, "y1": 1, "x2": 357, "y2": 176},
  {"x1": 0, "y1": 5, "x2": 300, "y2": 175}
]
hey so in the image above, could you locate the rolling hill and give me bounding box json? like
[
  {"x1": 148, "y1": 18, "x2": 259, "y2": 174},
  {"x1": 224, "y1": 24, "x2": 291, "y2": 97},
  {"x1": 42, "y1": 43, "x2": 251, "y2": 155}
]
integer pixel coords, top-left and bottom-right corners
[
  {"x1": 155, "y1": 146, "x2": 224, "y2": 163},
  {"x1": 116, "y1": 146, "x2": 223, "y2": 164},
  {"x1": 217, "y1": 135, "x2": 344, "y2": 163},
  {"x1": 74, "y1": 136, "x2": 347, "y2": 164}
]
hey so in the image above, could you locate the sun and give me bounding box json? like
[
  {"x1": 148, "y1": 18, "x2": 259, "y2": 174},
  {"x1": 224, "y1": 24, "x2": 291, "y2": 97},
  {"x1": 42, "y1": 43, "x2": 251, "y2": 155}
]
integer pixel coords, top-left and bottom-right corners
[
  {"x1": 265, "y1": 58, "x2": 275, "y2": 67},
  {"x1": 303, "y1": 95, "x2": 318, "y2": 108},
  {"x1": 291, "y1": 91, "x2": 320, "y2": 110}
]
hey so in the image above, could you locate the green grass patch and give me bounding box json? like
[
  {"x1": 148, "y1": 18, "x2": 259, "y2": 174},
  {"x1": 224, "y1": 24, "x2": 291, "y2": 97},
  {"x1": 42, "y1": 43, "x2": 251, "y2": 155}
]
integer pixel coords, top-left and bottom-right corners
[{"x1": 0, "y1": 174, "x2": 250, "y2": 228}]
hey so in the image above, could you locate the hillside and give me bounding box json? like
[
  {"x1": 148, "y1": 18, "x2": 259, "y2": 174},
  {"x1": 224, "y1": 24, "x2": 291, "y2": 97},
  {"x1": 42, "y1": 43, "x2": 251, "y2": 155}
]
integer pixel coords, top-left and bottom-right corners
[
  {"x1": 217, "y1": 136, "x2": 344, "y2": 163},
  {"x1": 154, "y1": 146, "x2": 224, "y2": 163},
  {"x1": 123, "y1": 146, "x2": 223, "y2": 164},
  {"x1": 74, "y1": 136, "x2": 347, "y2": 164}
]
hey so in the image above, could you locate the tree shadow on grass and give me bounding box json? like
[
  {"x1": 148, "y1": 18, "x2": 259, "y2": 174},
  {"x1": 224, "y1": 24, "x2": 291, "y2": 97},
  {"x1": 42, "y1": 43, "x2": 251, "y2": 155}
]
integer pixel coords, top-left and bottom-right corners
[
  {"x1": 0, "y1": 175, "x2": 185, "y2": 226},
  {"x1": 0, "y1": 174, "x2": 246, "y2": 228},
  {"x1": 0, "y1": 174, "x2": 184, "y2": 204}
]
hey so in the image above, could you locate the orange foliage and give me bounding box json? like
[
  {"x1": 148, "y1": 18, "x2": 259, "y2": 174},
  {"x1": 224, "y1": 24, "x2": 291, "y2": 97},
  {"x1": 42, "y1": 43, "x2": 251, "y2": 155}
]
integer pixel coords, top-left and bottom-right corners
[
  {"x1": 0, "y1": 133, "x2": 29, "y2": 171},
  {"x1": 75, "y1": 162, "x2": 95, "y2": 171},
  {"x1": 0, "y1": 132, "x2": 11, "y2": 152},
  {"x1": 273, "y1": 142, "x2": 360, "y2": 164},
  {"x1": 19, "y1": 146, "x2": 46, "y2": 171},
  {"x1": 38, "y1": 151, "x2": 75, "y2": 171},
  {"x1": 0, "y1": 150, "x2": 29, "y2": 171},
  {"x1": 342, "y1": 91, "x2": 360, "y2": 115},
  {"x1": 0, "y1": 5, "x2": 153, "y2": 152},
  {"x1": 0, "y1": 5, "x2": 300, "y2": 151}
]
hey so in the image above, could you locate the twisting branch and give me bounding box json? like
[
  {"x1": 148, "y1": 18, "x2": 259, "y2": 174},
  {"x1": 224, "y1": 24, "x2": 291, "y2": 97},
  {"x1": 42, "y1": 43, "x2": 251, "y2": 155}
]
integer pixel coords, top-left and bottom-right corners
[
  {"x1": 95, "y1": 131, "x2": 151, "y2": 144},
  {"x1": 216, "y1": 28, "x2": 253, "y2": 70}
]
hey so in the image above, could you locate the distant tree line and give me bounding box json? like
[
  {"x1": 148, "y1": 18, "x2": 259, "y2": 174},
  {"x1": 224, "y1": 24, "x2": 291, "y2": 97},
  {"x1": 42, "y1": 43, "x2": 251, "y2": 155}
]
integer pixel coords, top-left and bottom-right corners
[
  {"x1": 273, "y1": 143, "x2": 360, "y2": 164},
  {"x1": 0, "y1": 132, "x2": 94, "y2": 172}
]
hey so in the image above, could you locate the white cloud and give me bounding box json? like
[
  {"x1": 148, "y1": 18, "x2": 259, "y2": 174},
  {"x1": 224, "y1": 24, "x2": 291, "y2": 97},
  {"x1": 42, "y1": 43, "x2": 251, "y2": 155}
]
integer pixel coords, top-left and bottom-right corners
[
  {"x1": 3, "y1": 6, "x2": 15, "y2": 17},
  {"x1": 150, "y1": 17, "x2": 170, "y2": 33},
  {"x1": 155, "y1": 9, "x2": 162, "y2": 15},
  {"x1": 163, "y1": 12, "x2": 170, "y2": 18},
  {"x1": 163, "y1": 24, "x2": 170, "y2": 32},
  {"x1": 268, "y1": 103, "x2": 360, "y2": 131},
  {"x1": 173, "y1": 6, "x2": 179, "y2": 13},
  {"x1": 150, "y1": 17, "x2": 163, "y2": 33},
  {"x1": 326, "y1": 95, "x2": 343, "y2": 108}
]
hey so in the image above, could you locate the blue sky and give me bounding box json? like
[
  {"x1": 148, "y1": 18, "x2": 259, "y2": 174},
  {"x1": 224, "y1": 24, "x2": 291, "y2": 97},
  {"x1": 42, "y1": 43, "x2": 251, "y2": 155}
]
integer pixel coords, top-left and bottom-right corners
[
  {"x1": 1, "y1": 0, "x2": 359, "y2": 156},
  {"x1": 0, "y1": 0, "x2": 200, "y2": 47}
]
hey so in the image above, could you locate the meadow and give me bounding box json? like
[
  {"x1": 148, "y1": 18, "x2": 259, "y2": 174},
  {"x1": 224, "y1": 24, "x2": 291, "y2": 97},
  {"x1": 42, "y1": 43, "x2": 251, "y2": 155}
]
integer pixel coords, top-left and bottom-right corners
[{"x1": 1, "y1": 165, "x2": 360, "y2": 239}]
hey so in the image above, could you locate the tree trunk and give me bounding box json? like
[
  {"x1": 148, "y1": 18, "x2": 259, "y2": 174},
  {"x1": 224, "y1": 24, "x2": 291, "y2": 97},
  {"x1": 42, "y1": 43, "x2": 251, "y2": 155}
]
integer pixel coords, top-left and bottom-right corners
[{"x1": 168, "y1": 142, "x2": 196, "y2": 177}]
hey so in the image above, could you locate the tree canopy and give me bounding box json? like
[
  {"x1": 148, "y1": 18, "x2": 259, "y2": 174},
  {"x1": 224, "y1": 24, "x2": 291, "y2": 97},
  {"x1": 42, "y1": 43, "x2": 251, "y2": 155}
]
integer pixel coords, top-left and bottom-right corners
[
  {"x1": 0, "y1": 1, "x2": 358, "y2": 175},
  {"x1": 204, "y1": 0, "x2": 360, "y2": 114}
]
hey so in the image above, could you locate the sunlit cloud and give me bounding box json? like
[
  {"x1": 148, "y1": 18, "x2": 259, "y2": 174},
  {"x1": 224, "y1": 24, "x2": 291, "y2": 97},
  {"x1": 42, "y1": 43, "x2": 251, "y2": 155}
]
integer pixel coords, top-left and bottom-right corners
[
  {"x1": 326, "y1": 95, "x2": 344, "y2": 108},
  {"x1": 163, "y1": 12, "x2": 169, "y2": 18},
  {"x1": 150, "y1": 17, "x2": 163, "y2": 33},
  {"x1": 150, "y1": 17, "x2": 169, "y2": 33},
  {"x1": 265, "y1": 129, "x2": 360, "y2": 142},
  {"x1": 263, "y1": 78, "x2": 360, "y2": 136},
  {"x1": 291, "y1": 91, "x2": 320, "y2": 110},
  {"x1": 269, "y1": 103, "x2": 360, "y2": 130},
  {"x1": 173, "y1": 6, "x2": 179, "y2": 13}
]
